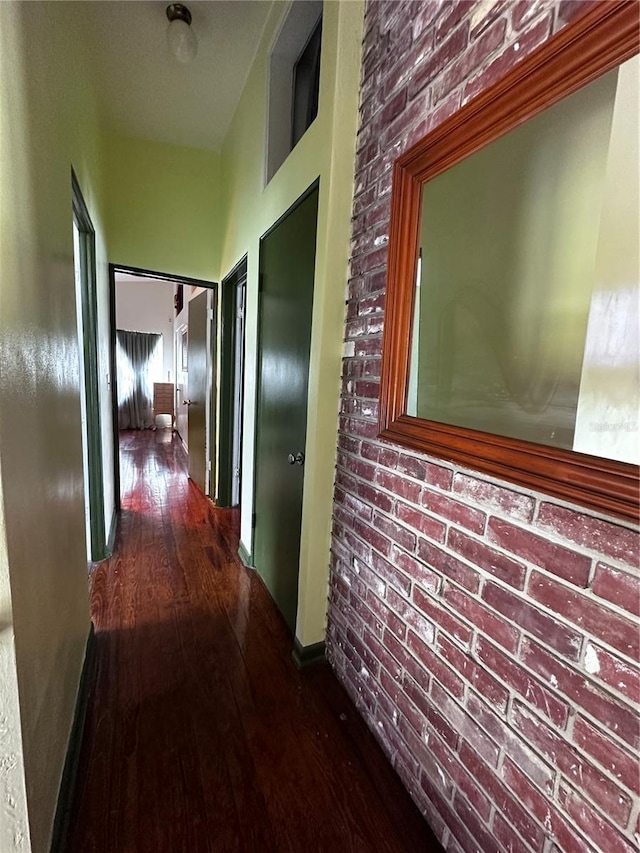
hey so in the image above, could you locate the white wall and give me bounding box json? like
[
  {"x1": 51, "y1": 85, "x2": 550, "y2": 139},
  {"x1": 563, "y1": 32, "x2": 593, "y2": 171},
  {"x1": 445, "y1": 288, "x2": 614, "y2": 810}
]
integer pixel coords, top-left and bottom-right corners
[{"x1": 115, "y1": 275, "x2": 175, "y2": 383}]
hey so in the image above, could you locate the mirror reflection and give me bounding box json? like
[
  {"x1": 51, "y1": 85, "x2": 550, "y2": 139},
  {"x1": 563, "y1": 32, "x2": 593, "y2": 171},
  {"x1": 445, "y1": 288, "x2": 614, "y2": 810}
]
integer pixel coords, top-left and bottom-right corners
[{"x1": 407, "y1": 55, "x2": 639, "y2": 466}]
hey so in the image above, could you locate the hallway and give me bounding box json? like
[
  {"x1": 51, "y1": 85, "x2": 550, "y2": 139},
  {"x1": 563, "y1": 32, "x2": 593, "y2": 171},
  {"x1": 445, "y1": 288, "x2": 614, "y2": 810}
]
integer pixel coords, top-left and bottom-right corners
[{"x1": 67, "y1": 431, "x2": 441, "y2": 852}]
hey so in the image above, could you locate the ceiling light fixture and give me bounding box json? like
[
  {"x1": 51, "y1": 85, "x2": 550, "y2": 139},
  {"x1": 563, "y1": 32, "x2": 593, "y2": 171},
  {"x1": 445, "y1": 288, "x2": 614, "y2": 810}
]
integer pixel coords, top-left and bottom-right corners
[{"x1": 166, "y1": 4, "x2": 198, "y2": 64}]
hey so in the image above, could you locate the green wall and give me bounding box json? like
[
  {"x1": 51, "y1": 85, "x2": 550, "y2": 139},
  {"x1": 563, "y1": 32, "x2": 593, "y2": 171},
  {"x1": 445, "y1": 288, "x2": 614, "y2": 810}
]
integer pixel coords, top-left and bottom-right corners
[
  {"x1": 105, "y1": 134, "x2": 223, "y2": 281},
  {"x1": 0, "y1": 3, "x2": 108, "y2": 849}
]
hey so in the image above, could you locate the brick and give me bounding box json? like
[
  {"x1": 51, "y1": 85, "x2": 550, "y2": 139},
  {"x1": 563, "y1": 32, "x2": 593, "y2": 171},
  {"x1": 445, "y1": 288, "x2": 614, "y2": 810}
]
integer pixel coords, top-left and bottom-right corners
[
  {"x1": 492, "y1": 812, "x2": 540, "y2": 853},
  {"x1": 356, "y1": 480, "x2": 393, "y2": 513},
  {"x1": 536, "y1": 503, "x2": 640, "y2": 567},
  {"x1": 427, "y1": 736, "x2": 491, "y2": 820},
  {"x1": 432, "y1": 16, "x2": 508, "y2": 105},
  {"x1": 460, "y1": 743, "x2": 545, "y2": 851},
  {"x1": 520, "y1": 638, "x2": 640, "y2": 750},
  {"x1": 452, "y1": 789, "x2": 499, "y2": 853},
  {"x1": 378, "y1": 446, "x2": 399, "y2": 469},
  {"x1": 338, "y1": 415, "x2": 378, "y2": 439},
  {"x1": 375, "y1": 468, "x2": 421, "y2": 503},
  {"x1": 349, "y1": 590, "x2": 383, "y2": 639},
  {"x1": 419, "y1": 772, "x2": 469, "y2": 850},
  {"x1": 413, "y1": 585, "x2": 473, "y2": 649},
  {"x1": 436, "y1": 634, "x2": 508, "y2": 713},
  {"x1": 488, "y1": 517, "x2": 591, "y2": 586},
  {"x1": 342, "y1": 527, "x2": 370, "y2": 563},
  {"x1": 431, "y1": 681, "x2": 500, "y2": 767},
  {"x1": 373, "y1": 511, "x2": 416, "y2": 552},
  {"x1": 362, "y1": 627, "x2": 403, "y2": 681},
  {"x1": 397, "y1": 453, "x2": 452, "y2": 489},
  {"x1": 365, "y1": 588, "x2": 407, "y2": 641},
  {"x1": 475, "y1": 636, "x2": 569, "y2": 728},
  {"x1": 558, "y1": 783, "x2": 636, "y2": 853},
  {"x1": 453, "y1": 475, "x2": 535, "y2": 523},
  {"x1": 511, "y1": 0, "x2": 554, "y2": 32},
  {"x1": 391, "y1": 545, "x2": 440, "y2": 595},
  {"x1": 395, "y1": 501, "x2": 446, "y2": 544},
  {"x1": 353, "y1": 517, "x2": 391, "y2": 557},
  {"x1": 592, "y1": 562, "x2": 640, "y2": 618},
  {"x1": 335, "y1": 488, "x2": 373, "y2": 522},
  {"x1": 464, "y1": 14, "x2": 553, "y2": 102},
  {"x1": 417, "y1": 539, "x2": 481, "y2": 593},
  {"x1": 443, "y1": 583, "x2": 519, "y2": 653},
  {"x1": 582, "y1": 641, "x2": 640, "y2": 704},
  {"x1": 387, "y1": 587, "x2": 435, "y2": 645},
  {"x1": 402, "y1": 672, "x2": 459, "y2": 750},
  {"x1": 346, "y1": 626, "x2": 381, "y2": 677},
  {"x1": 468, "y1": 697, "x2": 556, "y2": 796},
  {"x1": 422, "y1": 490, "x2": 486, "y2": 534},
  {"x1": 409, "y1": 21, "x2": 470, "y2": 99},
  {"x1": 448, "y1": 528, "x2": 526, "y2": 588},
  {"x1": 383, "y1": 627, "x2": 420, "y2": 680},
  {"x1": 410, "y1": 0, "x2": 442, "y2": 41},
  {"x1": 434, "y1": 1, "x2": 470, "y2": 43},
  {"x1": 573, "y1": 716, "x2": 640, "y2": 796},
  {"x1": 483, "y1": 580, "x2": 582, "y2": 660},
  {"x1": 370, "y1": 551, "x2": 412, "y2": 597},
  {"x1": 511, "y1": 701, "x2": 632, "y2": 827},
  {"x1": 360, "y1": 441, "x2": 379, "y2": 462},
  {"x1": 528, "y1": 571, "x2": 639, "y2": 661},
  {"x1": 500, "y1": 759, "x2": 588, "y2": 853},
  {"x1": 407, "y1": 629, "x2": 465, "y2": 700},
  {"x1": 353, "y1": 379, "x2": 380, "y2": 400}
]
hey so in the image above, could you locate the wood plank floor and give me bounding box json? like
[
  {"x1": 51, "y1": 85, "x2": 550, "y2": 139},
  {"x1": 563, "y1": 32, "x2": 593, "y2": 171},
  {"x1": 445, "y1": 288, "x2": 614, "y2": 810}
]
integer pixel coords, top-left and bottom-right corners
[{"x1": 67, "y1": 430, "x2": 442, "y2": 852}]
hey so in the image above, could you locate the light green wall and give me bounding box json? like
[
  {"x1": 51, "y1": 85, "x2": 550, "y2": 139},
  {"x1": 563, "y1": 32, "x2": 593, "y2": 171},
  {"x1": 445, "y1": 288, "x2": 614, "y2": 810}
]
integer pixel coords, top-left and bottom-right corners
[
  {"x1": 416, "y1": 69, "x2": 617, "y2": 449},
  {"x1": 0, "y1": 2, "x2": 109, "y2": 850},
  {"x1": 219, "y1": 0, "x2": 364, "y2": 645},
  {"x1": 105, "y1": 134, "x2": 223, "y2": 281}
]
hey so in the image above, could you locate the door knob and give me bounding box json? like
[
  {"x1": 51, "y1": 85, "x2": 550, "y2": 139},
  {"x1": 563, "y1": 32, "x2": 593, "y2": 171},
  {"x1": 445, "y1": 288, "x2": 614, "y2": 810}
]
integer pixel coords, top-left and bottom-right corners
[
  {"x1": 287, "y1": 452, "x2": 305, "y2": 465},
  {"x1": 183, "y1": 399, "x2": 195, "y2": 406}
]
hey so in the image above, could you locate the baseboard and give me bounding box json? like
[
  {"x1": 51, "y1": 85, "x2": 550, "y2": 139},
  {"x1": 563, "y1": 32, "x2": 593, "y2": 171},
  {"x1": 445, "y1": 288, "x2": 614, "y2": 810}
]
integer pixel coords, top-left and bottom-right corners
[
  {"x1": 107, "y1": 508, "x2": 118, "y2": 556},
  {"x1": 238, "y1": 540, "x2": 253, "y2": 569},
  {"x1": 50, "y1": 624, "x2": 97, "y2": 853},
  {"x1": 292, "y1": 638, "x2": 326, "y2": 669}
]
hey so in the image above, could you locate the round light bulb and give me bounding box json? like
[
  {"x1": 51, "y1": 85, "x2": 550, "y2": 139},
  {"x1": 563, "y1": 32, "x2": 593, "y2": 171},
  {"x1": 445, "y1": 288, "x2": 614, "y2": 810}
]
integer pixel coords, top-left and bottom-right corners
[{"x1": 167, "y1": 17, "x2": 197, "y2": 64}]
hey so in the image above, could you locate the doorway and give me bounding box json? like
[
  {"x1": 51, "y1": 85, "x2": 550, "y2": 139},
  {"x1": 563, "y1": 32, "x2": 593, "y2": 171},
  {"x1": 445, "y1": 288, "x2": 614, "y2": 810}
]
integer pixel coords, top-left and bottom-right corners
[
  {"x1": 253, "y1": 184, "x2": 319, "y2": 633},
  {"x1": 72, "y1": 171, "x2": 107, "y2": 561},
  {"x1": 218, "y1": 257, "x2": 247, "y2": 508},
  {"x1": 108, "y1": 265, "x2": 217, "y2": 508}
]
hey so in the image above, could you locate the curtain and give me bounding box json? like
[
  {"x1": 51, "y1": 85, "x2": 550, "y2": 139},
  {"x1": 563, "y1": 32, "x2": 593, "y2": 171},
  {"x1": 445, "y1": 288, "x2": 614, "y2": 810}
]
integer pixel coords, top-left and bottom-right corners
[{"x1": 117, "y1": 330, "x2": 162, "y2": 430}]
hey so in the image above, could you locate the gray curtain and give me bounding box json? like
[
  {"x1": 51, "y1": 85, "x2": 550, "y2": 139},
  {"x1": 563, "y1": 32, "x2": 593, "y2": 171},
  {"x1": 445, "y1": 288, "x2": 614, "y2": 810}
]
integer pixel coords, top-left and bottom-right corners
[{"x1": 117, "y1": 330, "x2": 161, "y2": 430}]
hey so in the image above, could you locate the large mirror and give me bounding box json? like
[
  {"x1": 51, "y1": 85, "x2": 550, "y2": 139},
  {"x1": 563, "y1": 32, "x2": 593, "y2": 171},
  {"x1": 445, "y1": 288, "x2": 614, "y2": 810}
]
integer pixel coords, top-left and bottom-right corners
[{"x1": 379, "y1": 1, "x2": 639, "y2": 521}]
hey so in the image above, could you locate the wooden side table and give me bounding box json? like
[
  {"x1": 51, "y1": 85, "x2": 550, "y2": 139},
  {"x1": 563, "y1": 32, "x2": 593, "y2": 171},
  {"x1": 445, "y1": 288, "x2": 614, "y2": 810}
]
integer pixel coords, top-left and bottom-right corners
[{"x1": 153, "y1": 382, "x2": 175, "y2": 430}]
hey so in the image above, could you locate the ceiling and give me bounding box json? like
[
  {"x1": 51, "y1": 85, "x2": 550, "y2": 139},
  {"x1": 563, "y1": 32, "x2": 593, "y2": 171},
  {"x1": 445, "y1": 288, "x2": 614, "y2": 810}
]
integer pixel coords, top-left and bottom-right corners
[{"x1": 80, "y1": 1, "x2": 276, "y2": 152}]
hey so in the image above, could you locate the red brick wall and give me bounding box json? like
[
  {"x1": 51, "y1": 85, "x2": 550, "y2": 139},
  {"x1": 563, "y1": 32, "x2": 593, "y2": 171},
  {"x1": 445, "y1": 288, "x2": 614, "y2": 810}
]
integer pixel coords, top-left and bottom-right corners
[{"x1": 327, "y1": 2, "x2": 640, "y2": 851}]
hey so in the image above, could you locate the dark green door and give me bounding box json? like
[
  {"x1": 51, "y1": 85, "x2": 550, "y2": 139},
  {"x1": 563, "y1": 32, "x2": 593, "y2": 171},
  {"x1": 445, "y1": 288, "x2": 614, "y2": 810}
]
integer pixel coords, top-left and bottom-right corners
[
  {"x1": 254, "y1": 186, "x2": 319, "y2": 633},
  {"x1": 187, "y1": 290, "x2": 210, "y2": 495}
]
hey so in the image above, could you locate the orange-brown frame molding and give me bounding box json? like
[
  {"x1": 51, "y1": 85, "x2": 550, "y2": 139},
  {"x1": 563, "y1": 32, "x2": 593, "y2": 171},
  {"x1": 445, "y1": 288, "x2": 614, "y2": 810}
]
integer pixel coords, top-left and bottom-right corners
[{"x1": 378, "y1": 0, "x2": 640, "y2": 522}]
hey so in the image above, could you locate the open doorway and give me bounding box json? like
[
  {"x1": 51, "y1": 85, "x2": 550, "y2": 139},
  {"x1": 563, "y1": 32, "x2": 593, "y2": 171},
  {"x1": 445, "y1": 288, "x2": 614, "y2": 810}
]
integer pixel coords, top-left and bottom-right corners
[
  {"x1": 72, "y1": 172, "x2": 107, "y2": 562},
  {"x1": 218, "y1": 256, "x2": 247, "y2": 509},
  {"x1": 108, "y1": 265, "x2": 218, "y2": 509}
]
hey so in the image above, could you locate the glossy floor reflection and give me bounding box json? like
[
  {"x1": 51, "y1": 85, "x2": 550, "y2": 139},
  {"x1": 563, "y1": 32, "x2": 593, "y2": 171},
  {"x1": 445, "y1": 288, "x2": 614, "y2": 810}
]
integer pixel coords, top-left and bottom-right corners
[{"x1": 67, "y1": 430, "x2": 442, "y2": 852}]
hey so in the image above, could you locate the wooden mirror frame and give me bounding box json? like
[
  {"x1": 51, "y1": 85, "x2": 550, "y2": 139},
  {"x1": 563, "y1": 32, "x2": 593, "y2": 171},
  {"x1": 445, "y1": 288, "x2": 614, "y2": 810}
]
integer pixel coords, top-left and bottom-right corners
[{"x1": 379, "y1": 1, "x2": 639, "y2": 522}]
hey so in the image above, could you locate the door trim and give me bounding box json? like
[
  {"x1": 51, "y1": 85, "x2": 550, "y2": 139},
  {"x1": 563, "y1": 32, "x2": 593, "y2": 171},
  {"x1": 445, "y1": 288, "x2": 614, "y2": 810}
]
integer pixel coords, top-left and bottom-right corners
[
  {"x1": 218, "y1": 256, "x2": 247, "y2": 508},
  {"x1": 73, "y1": 171, "x2": 107, "y2": 561},
  {"x1": 108, "y1": 264, "x2": 217, "y2": 510}
]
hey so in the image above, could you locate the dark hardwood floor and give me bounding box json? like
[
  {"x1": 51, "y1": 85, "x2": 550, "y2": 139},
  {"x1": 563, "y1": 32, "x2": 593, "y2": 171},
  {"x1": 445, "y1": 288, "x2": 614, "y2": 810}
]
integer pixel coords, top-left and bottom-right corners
[{"x1": 67, "y1": 430, "x2": 442, "y2": 852}]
